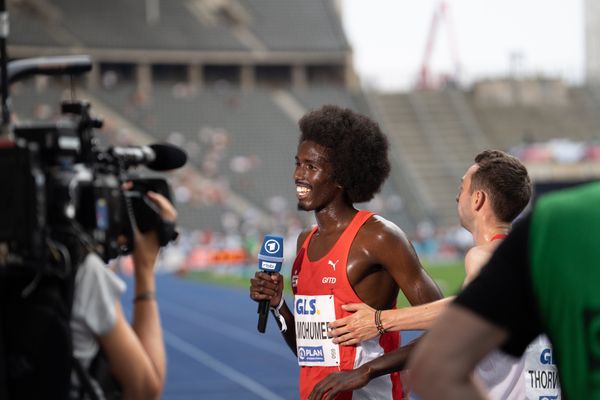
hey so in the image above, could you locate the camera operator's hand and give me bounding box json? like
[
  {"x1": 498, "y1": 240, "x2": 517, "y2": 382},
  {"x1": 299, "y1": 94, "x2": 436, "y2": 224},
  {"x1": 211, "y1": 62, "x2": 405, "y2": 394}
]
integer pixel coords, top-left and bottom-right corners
[
  {"x1": 147, "y1": 191, "x2": 177, "y2": 222},
  {"x1": 131, "y1": 191, "x2": 177, "y2": 272}
]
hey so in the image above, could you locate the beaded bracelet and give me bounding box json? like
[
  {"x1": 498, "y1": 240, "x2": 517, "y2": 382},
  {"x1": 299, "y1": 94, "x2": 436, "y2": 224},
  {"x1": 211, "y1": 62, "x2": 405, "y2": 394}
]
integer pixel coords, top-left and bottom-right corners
[{"x1": 374, "y1": 309, "x2": 387, "y2": 335}]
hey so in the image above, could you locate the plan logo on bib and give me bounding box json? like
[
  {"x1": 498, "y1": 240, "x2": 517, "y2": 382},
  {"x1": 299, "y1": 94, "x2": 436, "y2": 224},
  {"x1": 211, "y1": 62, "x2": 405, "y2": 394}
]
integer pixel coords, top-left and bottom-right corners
[{"x1": 298, "y1": 346, "x2": 325, "y2": 363}]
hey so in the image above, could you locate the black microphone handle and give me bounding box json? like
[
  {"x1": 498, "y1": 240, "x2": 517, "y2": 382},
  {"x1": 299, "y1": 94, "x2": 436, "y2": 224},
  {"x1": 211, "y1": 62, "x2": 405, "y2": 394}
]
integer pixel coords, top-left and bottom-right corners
[
  {"x1": 257, "y1": 270, "x2": 278, "y2": 333},
  {"x1": 257, "y1": 299, "x2": 270, "y2": 333}
]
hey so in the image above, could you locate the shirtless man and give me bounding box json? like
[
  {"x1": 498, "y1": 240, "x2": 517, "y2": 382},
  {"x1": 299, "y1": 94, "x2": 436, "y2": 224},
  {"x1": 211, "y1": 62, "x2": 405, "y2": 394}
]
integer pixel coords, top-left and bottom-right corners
[
  {"x1": 249, "y1": 105, "x2": 442, "y2": 400},
  {"x1": 317, "y1": 150, "x2": 559, "y2": 399}
]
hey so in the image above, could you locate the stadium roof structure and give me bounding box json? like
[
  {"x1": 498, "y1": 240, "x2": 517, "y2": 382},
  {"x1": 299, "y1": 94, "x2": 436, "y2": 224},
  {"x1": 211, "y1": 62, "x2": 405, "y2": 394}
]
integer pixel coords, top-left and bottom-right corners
[{"x1": 7, "y1": 0, "x2": 349, "y2": 63}]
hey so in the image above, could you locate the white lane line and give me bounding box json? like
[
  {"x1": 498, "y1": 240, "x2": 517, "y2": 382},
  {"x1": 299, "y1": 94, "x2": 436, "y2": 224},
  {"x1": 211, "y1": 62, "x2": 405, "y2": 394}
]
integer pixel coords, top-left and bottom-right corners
[
  {"x1": 160, "y1": 300, "x2": 295, "y2": 360},
  {"x1": 163, "y1": 330, "x2": 286, "y2": 400}
]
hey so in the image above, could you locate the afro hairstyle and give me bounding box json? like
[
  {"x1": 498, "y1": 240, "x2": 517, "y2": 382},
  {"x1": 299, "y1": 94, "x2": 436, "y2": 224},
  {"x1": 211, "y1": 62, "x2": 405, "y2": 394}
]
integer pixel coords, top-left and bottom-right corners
[{"x1": 298, "y1": 104, "x2": 390, "y2": 203}]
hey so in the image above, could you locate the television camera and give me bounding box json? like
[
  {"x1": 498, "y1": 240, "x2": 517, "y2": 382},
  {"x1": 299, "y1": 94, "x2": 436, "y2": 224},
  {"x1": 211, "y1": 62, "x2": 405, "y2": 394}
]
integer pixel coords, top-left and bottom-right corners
[{"x1": 0, "y1": 55, "x2": 187, "y2": 272}]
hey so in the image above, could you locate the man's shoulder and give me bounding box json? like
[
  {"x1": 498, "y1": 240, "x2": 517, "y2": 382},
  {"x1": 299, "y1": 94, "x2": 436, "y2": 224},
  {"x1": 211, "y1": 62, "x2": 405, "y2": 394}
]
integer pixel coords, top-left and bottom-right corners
[
  {"x1": 358, "y1": 214, "x2": 409, "y2": 249},
  {"x1": 361, "y1": 214, "x2": 405, "y2": 236},
  {"x1": 466, "y1": 243, "x2": 495, "y2": 259},
  {"x1": 464, "y1": 244, "x2": 496, "y2": 281}
]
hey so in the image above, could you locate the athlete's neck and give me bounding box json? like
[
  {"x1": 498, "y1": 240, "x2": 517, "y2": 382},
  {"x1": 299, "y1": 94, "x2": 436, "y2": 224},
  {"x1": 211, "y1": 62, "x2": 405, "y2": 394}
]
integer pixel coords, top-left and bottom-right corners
[
  {"x1": 471, "y1": 222, "x2": 511, "y2": 246},
  {"x1": 314, "y1": 204, "x2": 358, "y2": 236}
]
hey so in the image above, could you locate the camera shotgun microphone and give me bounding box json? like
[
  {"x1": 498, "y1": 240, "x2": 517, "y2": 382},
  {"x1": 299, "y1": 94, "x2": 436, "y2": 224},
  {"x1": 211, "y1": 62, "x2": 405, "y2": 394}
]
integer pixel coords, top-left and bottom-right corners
[
  {"x1": 109, "y1": 143, "x2": 188, "y2": 171},
  {"x1": 257, "y1": 235, "x2": 284, "y2": 333}
]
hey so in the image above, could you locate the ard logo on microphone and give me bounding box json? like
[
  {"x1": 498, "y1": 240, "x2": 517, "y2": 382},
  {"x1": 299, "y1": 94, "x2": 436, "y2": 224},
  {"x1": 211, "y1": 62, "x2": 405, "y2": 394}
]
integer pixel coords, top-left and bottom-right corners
[
  {"x1": 265, "y1": 239, "x2": 280, "y2": 254},
  {"x1": 258, "y1": 236, "x2": 284, "y2": 272}
]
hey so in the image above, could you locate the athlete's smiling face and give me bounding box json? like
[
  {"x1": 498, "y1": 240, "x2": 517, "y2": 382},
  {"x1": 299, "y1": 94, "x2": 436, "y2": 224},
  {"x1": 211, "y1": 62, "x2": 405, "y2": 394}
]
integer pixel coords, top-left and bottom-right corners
[{"x1": 294, "y1": 140, "x2": 342, "y2": 212}]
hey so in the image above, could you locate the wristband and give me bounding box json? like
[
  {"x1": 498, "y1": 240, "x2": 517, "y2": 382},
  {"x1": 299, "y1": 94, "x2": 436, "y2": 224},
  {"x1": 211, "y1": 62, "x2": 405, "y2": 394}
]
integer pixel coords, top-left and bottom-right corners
[
  {"x1": 270, "y1": 296, "x2": 284, "y2": 312},
  {"x1": 270, "y1": 297, "x2": 287, "y2": 332},
  {"x1": 134, "y1": 291, "x2": 156, "y2": 303}
]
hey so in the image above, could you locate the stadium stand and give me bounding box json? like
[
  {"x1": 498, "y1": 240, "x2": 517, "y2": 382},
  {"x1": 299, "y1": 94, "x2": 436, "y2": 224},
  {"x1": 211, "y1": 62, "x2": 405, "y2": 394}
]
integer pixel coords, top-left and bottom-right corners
[
  {"x1": 6, "y1": 0, "x2": 414, "y2": 249},
  {"x1": 8, "y1": 0, "x2": 600, "y2": 259},
  {"x1": 373, "y1": 80, "x2": 600, "y2": 230},
  {"x1": 372, "y1": 89, "x2": 489, "y2": 227}
]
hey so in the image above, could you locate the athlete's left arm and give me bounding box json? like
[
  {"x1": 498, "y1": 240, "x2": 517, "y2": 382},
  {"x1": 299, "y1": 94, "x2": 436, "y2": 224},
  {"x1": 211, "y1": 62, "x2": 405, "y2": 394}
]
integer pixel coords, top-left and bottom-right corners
[
  {"x1": 373, "y1": 218, "x2": 443, "y2": 305},
  {"x1": 308, "y1": 340, "x2": 421, "y2": 400}
]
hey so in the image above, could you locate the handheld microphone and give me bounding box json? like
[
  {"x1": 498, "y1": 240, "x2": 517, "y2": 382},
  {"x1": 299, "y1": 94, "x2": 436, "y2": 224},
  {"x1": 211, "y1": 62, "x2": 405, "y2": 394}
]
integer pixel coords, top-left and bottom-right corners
[
  {"x1": 109, "y1": 143, "x2": 188, "y2": 171},
  {"x1": 257, "y1": 234, "x2": 284, "y2": 333}
]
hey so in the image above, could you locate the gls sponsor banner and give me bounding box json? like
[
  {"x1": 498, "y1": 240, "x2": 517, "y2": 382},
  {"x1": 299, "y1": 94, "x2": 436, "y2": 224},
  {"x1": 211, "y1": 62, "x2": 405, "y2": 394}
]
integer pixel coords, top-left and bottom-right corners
[
  {"x1": 294, "y1": 294, "x2": 339, "y2": 366},
  {"x1": 524, "y1": 335, "x2": 562, "y2": 399}
]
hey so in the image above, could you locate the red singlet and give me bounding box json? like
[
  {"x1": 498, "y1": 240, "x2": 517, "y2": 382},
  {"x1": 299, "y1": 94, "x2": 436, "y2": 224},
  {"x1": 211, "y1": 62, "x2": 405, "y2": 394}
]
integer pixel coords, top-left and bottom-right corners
[{"x1": 291, "y1": 211, "x2": 402, "y2": 400}]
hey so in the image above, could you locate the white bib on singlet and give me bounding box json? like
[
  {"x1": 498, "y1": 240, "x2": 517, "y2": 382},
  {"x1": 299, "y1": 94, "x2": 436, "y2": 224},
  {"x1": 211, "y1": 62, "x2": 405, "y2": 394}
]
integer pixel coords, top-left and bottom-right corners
[
  {"x1": 476, "y1": 335, "x2": 561, "y2": 399},
  {"x1": 294, "y1": 294, "x2": 340, "y2": 367}
]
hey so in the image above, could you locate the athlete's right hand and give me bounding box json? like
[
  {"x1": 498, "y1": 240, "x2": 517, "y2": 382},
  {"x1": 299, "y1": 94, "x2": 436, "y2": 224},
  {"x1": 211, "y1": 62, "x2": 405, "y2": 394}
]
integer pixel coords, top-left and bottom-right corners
[{"x1": 249, "y1": 271, "x2": 284, "y2": 307}]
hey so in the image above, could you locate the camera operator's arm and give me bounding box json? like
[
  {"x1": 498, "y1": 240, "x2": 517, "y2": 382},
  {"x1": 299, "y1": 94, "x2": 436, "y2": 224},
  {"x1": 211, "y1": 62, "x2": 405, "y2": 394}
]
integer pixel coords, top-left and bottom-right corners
[{"x1": 98, "y1": 191, "x2": 175, "y2": 400}]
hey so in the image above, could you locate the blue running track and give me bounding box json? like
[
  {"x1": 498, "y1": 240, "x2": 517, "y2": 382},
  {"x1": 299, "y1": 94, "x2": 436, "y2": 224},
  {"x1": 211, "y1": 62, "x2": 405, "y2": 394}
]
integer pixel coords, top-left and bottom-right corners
[{"x1": 121, "y1": 274, "x2": 422, "y2": 400}]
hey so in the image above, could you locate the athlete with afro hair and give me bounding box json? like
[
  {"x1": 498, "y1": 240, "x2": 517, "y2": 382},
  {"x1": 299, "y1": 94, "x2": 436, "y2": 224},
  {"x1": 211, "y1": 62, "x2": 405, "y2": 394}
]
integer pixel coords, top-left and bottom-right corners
[{"x1": 250, "y1": 104, "x2": 442, "y2": 400}]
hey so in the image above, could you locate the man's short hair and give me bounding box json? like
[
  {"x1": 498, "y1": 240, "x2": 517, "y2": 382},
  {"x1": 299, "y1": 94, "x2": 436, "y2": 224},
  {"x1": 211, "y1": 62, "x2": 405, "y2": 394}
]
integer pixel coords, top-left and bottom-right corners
[
  {"x1": 298, "y1": 104, "x2": 390, "y2": 203},
  {"x1": 471, "y1": 149, "x2": 531, "y2": 223}
]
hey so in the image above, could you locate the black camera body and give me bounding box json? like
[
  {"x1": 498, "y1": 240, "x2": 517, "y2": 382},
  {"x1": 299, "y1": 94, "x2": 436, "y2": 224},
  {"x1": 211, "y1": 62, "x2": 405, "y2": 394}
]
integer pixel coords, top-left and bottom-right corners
[{"x1": 0, "y1": 97, "x2": 178, "y2": 266}]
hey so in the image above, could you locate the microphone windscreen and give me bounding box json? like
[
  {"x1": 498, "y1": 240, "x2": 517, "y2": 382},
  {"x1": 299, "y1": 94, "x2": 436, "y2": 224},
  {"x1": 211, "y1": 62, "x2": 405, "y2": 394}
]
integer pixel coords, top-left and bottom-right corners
[
  {"x1": 258, "y1": 235, "x2": 284, "y2": 273},
  {"x1": 147, "y1": 143, "x2": 188, "y2": 171}
]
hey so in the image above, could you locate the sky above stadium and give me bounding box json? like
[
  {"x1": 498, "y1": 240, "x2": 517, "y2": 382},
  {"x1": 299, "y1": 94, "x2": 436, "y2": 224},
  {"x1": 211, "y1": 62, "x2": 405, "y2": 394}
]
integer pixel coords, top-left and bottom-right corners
[{"x1": 340, "y1": 0, "x2": 584, "y2": 91}]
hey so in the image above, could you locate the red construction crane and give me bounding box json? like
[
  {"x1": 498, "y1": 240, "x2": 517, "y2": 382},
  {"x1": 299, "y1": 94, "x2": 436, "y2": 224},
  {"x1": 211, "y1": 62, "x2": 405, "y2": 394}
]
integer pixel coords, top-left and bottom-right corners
[{"x1": 417, "y1": 1, "x2": 461, "y2": 90}]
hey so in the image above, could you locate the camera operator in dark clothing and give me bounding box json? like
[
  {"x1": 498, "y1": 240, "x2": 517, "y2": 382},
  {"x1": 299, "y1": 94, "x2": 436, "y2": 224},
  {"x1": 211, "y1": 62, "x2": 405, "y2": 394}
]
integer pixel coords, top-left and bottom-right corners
[{"x1": 71, "y1": 191, "x2": 176, "y2": 399}]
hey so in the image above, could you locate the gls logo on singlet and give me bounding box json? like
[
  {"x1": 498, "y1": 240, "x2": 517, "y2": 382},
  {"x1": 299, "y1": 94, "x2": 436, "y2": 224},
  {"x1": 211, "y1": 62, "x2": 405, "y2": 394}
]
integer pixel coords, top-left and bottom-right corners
[
  {"x1": 540, "y1": 348, "x2": 556, "y2": 365},
  {"x1": 296, "y1": 298, "x2": 318, "y2": 315}
]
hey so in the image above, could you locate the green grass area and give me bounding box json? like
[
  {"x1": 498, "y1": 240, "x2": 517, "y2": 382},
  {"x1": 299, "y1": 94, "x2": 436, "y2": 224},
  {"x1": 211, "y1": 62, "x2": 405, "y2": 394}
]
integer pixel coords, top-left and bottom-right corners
[
  {"x1": 185, "y1": 268, "x2": 296, "y2": 296},
  {"x1": 396, "y1": 260, "x2": 465, "y2": 308},
  {"x1": 185, "y1": 259, "x2": 465, "y2": 309},
  {"x1": 185, "y1": 269, "x2": 254, "y2": 289}
]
